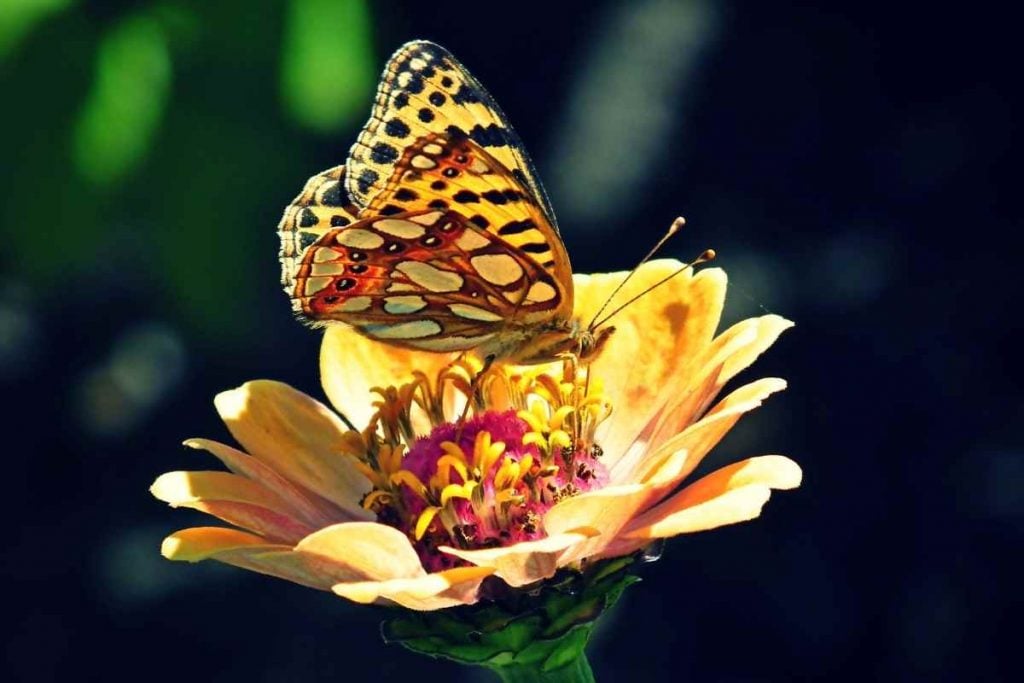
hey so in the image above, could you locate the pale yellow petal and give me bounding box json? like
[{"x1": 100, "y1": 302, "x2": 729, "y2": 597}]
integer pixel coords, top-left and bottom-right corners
[
  {"x1": 320, "y1": 325, "x2": 456, "y2": 430},
  {"x1": 160, "y1": 527, "x2": 280, "y2": 561},
  {"x1": 331, "y1": 566, "x2": 494, "y2": 611},
  {"x1": 151, "y1": 470, "x2": 317, "y2": 542},
  {"x1": 542, "y1": 483, "x2": 656, "y2": 564},
  {"x1": 626, "y1": 455, "x2": 802, "y2": 540},
  {"x1": 294, "y1": 522, "x2": 424, "y2": 580},
  {"x1": 214, "y1": 381, "x2": 370, "y2": 515},
  {"x1": 182, "y1": 438, "x2": 354, "y2": 526},
  {"x1": 572, "y1": 262, "x2": 727, "y2": 466},
  {"x1": 439, "y1": 531, "x2": 595, "y2": 587},
  {"x1": 629, "y1": 378, "x2": 787, "y2": 486}
]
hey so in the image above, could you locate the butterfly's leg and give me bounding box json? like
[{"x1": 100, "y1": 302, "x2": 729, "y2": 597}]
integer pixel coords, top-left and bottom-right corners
[{"x1": 454, "y1": 353, "x2": 497, "y2": 439}]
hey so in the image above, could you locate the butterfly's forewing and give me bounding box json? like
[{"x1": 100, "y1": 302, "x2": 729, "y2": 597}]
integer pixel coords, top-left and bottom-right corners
[
  {"x1": 289, "y1": 210, "x2": 565, "y2": 352},
  {"x1": 347, "y1": 41, "x2": 560, "y2": 233},
  {"x1": 278, "y1": 166, "x2": 361, "y2": 302}
]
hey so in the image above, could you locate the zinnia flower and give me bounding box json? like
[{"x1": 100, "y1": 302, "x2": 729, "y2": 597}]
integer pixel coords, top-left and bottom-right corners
[{"x1": 152, "y1": 259, "x2": 801, "y2": 670}]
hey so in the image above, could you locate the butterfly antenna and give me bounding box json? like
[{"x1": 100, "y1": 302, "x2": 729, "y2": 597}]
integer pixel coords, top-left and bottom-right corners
[
  {"x1": 591, "y1": 248, "x2": 717, "y2": 330},
  {"x1": 586, "y1": 217, "x2": 687, "y2": 330}
]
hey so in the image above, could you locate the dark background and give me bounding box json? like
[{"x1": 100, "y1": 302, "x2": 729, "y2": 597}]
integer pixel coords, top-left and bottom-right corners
[{"x1": 2, "y1": 1, "x2": 1019, "y2": 680}]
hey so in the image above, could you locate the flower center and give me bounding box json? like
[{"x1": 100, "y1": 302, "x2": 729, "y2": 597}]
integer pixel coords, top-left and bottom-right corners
[{"x1": 352, "y1": 358, "x2": 613, "y2": 572}]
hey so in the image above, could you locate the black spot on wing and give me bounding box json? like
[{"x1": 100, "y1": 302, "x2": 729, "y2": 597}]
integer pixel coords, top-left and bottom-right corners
[
  {"x1": 299, "y1": 208, "x2": 318, "y2": 227},
  {"x1": 371, "y1": 142, "x2": 399, "y2": 164},
  {"x1": 519, "y1": 242, "x2": 549, "y2": 254},
  {"x1": 481, "y1": 190, "x2": 507, "y2": 205},
  {"x1": 452, "y1": 84, "x2": 482, "y2": 105},
  {"x1": 453, "y1": 190, "x2": 479, "y2": 204},
  {"x1": 498, "y1": 219, "x2": 536, "y2": 236},
  {"x1": 394, "y1": 188, "x2": 418, "y2": 202},
  {"x1": 393, "y1": 93, "x2": 409, "y2": 109},
  {"x1": 428, "y1": 199, "x2": 448, "y2": 210},
  {"x1": 299, "y1": 232, "x2": 319, "y2": 249},
  {"x1": 357, "y1": 168, "x2": 379, "y2": 195},
  {"x1": 320, "y1": 182, "x2": 346, "y2": 206},
  {"x1": 418, "y1": 108, "x2": 435, "y2": 123},
  {"x1": 378, "y1": 204, "x2": 404, "y2": 216},
  {"x1": 428, "y1": 91, "x2": 446, "y2": 106},
  {"x1": 330, "y1": 215, "x2": 351, "y2": 227},
  {"x1": 469, "y1": 215, "x2": 490, "y2": 229},
  {"x1": 384, "y1": 118, "x2": 410, "y2": 138},
  {"x1": 468, "y1": 123, "x2": 510, "y2": 149}
]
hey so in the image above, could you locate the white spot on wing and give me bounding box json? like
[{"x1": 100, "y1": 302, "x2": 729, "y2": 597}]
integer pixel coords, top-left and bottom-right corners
[
  {"x1": 448, "y1": 303, "x2": 503, "y2": 322},
  {"x1": 312, "y1": 248, "x2": 337, "y2": 263},
  {"x1": 471, "y1": 254, "x2": 524, "y2": 286},
  {"x1": 364, "y1": 320, "x2": 442, "y2": 339},
  {"x1": 422, "y1": 142, "x2": 444, "y2": 155},
  {"x1": 409, "y1": 211, "x2": 444, "y2": 226},
  {"x1": 526, "y1": 281, "x2": 557, "y2": 303},
  {"x1": 414, "y1": 334, "x2": 495, "y2": 351},
  {"x1": 340, "y1": 296, "x2": 372, "y2": 312},
  {"x1": 384, "y1": 295, "x2": 428, "y2": 314},
  {"x1": 411, "y1": 155, "x2": 437, "y2": 170},
  {"x1": 302, "y1": 276, "x2": 333, "y2": 295},
  {"x1": 311, "y1": 262, "x2": 346, "y2": 276},
  {"x1": 396, "y1": 261, "x2": 464, "y2": 292},
  {"x1": 374, "y1": 219, "x2": 425, "y2": 239},
  {"x1": 335, "y1": 229, "x2": 384, "y2": 249},
  {"x1": 455, "y1": 230, "x2": 491, "y2": 252}
]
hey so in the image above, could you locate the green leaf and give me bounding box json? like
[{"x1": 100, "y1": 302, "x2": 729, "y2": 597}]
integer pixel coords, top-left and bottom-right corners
[{"x1": 280, "y1": 0, "x2": 374, "y2": 132}]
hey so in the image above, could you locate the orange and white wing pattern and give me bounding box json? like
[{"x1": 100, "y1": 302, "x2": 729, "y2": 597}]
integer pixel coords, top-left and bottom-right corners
[
  {"x1": 278, "y1": 166, "x2": 361, "y2": 293},
  {"x1": 288, "y1": 209, "x2": 565, "y2": 353},
  {"x1": 280, "y1": 40, "x2": 576, "y2": 358}
]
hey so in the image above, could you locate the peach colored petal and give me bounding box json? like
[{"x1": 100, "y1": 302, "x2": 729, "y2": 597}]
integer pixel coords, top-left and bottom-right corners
[
  {"x1": 645, "y1": 315, "x2": 793, "y2": 454},
  {"x1": 151, "y1": 471, "x2": 316, "y2": 542},
  {"x1": 629, "y1": 378, "x2": 787, "y2": 486},
  {"x1": 571, "y1": 262, "x2": 727, "y2": 466},
  {"x1": 161, "y1": 526, "x2": 280, "y2": 561},
  {"x1": 439, "y1": 531, "x2": 596, "y2": 587},
  {"x1": 183, "y1": 438, "x2": 363, "y2": 526},
  {"x1": 214, "y1": 381, "x2": 369, "y2": 515},
  {"x1": 542, "y1": 483, "x2": 654, "y2": 565},
  {"x1": 295, "y1": 522, "x2": 425, "y2": 580},
  {"x1": 626, "y1": 455, "x2": 802, "y2": 539},
  {"x1": 331, "y1": 566, "x2": 494, "y2": 611},
  {"x1": 161, "y1": 527, "x2": 344, "y2": 590},
  {"x1": 320, "y1": 325, "x2": 456, "y2": 430}
]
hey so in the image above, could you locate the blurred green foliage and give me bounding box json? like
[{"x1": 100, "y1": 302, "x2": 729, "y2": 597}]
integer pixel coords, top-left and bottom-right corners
[
  {"x1": 1, "y1": 0, "x2": 374, "y2": 341},
  {"x1": 0, "y1": 0, "x2": 73, "y2": 59},
  {"x1": 281, "y1": 0, "x2": 375, "y2": 131},
  {"x1": 73, "y1": 13, "x2": 171, "y2": 185}
]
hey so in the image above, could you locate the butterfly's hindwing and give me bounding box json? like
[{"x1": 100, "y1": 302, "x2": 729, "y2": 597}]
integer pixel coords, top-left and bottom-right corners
[
  {"x1": 290, "y1": 210, "x2": 564, "y2": 351},
  {"x1": 278, "y1": 166, "x2": 361, "y2": 303}
]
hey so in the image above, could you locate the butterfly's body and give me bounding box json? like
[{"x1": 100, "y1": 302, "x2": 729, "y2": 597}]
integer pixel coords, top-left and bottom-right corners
[{"x1": 279, "y1": 41, "x2": 613, "y2": 365}]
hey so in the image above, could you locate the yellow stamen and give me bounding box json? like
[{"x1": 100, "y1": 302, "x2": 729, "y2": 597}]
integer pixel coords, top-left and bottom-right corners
[
  {"x1": 440, "y1": 481, "x2": 477, "y2": 506},
  {"x1": 435, "y1": 454, "x2": 468, "y2": 485},
  {"x1": 549, "y1": 429, "x2": 573, "y2": 451},
  {"x1": 517, "y1": 409, "x2": 545, "y2": 433},
  {"x1": 550, "y1": 405, "x2": 576, "y2": 430},
  {"x1": 390, "y1": 470, "x2": 427, "y2": 498},
  {"x1": 414, "y1": 506, "x2": 440, "y2": 540},
  {"x1": 361, "y1": 489, "x2": 392, "y2": 510}
]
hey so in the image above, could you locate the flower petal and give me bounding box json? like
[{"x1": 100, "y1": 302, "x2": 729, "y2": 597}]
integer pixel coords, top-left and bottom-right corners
[
  {"x1": 161, "y1": 527, "x2": 347, "y2": 590},
  {"x1": 541, "y1": 483, "x2": 655, "y2": 564},
  {"x1": 439, "y1": 531, "x2": 596, "y2": 587},
  {"x1": 624, "y1": 455, "x2": 802, "y2": 540},
  {"x1": 183, "y1": 438, "x2": 359, "y2": 526},
  {"x1": 572, "y1": 262, "x2": 727, "y2": 465},
  {"x1": 630, "y1": 377, "x2": 787, "y2": 486},
  {"x1": 294, "y1": 522, "x2": 425, "y2": 580},
  {"x1": 151, "y1": 471, "x2": 317, "y2": 543},
  {"x1": 214, "y1": 380, "x2": 370, "y2": 515},
  {"x1": 331, "y1": 566, "x2": 494, "y2": 611},
  {"x1": 320, "y1": 325, "x2": 456, "y2": 430}
]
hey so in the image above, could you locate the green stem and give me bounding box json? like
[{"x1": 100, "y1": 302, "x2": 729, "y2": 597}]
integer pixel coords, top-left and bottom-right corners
[{"x1": 489, "y1": 652, "x2": 595, "y2": 683}]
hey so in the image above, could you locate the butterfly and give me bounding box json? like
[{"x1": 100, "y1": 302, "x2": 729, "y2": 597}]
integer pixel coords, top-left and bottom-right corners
[{"x1": 278, "y1": 41, "x2": 613, "y2": 364}]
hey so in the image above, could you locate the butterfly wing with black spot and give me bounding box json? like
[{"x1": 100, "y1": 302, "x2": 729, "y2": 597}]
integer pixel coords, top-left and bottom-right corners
[
  {"x1": 346, "y1": 40, "x2": 560, "y2": 233},
  {"x1": 278, "y1": 166, "x2": 361, "y2": 302},
  {"x1": 288, "y1": 210, "x2": 566, "y2": 353}
]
